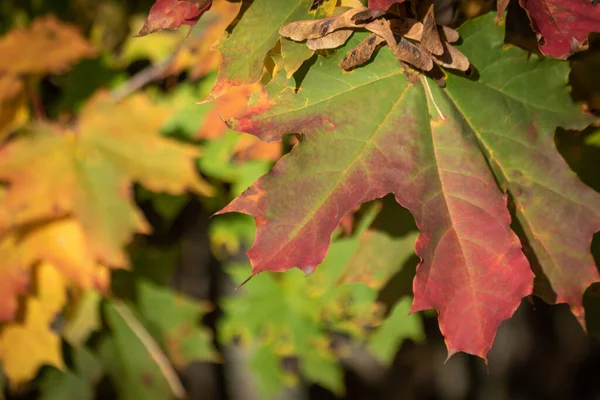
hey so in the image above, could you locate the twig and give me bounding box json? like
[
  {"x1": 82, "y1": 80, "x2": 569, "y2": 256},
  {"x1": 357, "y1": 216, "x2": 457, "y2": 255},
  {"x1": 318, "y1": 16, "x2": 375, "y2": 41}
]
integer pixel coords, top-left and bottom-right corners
[{"x1": 110, "y1": 42, "x2": 185, "y2": 103}]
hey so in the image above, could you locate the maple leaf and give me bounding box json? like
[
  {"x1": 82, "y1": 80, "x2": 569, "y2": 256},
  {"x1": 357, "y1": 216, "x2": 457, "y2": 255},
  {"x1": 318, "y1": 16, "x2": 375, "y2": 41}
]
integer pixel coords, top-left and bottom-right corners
[
  {"x1": 38, "y1": 348, "x2": 102, "y2": 400},
  {"x1": 337, "y1": 229, "x2": 417, "y2": 291},
  {"x1": 136, "y1": 280, "x2": 218, "y2": 367},
  {"x1": 197, "y1": 83, "x2": 282, "y2": 162},
  {"x1": 368, "y1": 298, "x2": 423, "y2": 364},
  {"x1": 121, "y1": 15, "x2": 188, "y2": 65},
  {"x1": 0, "y1": 16, "x2": 95, "y2": 139},
  {"x1": 0, "y1": 92, "x2": 212, "y2": 267},
  {"x1": 102, "y1": 301, "x2": 185, "y2": 399},
  {"x1": 0, "y1": 74, "x2": 23, "y2": 102},
  {"x1": 0, "y1": 217, "x2": 109, "y2": 323},
  {"x1": 0, "y1": 263, "x2": 67, "y2": 386},
  {"x1": 197, "y1": 82, "x2": 264, "y2": 140},
  {"x1": 0, "y1": 232, "x2": 32, "y2": 323},
  {"x1": 138, "y1": 0, "x2": 213, "y2": 36},
  {"x1": 21, "y1": 219, "x2": 106, "y2": 289},
  {"x1": 167, "y1": 0, "x2": 243, "y2": 79},
  {"x1": 62, "y1": 290, "x2": 103, "y2": 347},
  {"x1": 219, "y1": 12, "x2": 600, "y2": 359},
  {"x1": 210, "y1": 0, "x2": 320, "y2": 98},
  {"x1": 220, "y1": 202, "x2": 421, "y2": 396},
  {"x1": 368, "y1": 0, "x2": 405, "y2": 11},
  {"x1": 0, "y1": 88, "x2": 28, "y2": 142},
  {"x1": 519, "y1": 0, "x2": 600, "y2": 59},
  {"x1": 0, "y1": 15, "x2": 96, "y2": 75}
]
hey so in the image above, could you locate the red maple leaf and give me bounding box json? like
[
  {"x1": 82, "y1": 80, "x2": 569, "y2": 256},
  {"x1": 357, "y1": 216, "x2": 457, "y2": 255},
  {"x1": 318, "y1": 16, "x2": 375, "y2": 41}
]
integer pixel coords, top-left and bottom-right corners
[
  {"x1": 138, "y1": 0, "x2": 213, "y2": 36},
  {"x1": 519, "y1": 0, "x2": 600, "y2": 59},
  {"x1": 368, "y1": 0, "x2": 405, "y2": 11}
]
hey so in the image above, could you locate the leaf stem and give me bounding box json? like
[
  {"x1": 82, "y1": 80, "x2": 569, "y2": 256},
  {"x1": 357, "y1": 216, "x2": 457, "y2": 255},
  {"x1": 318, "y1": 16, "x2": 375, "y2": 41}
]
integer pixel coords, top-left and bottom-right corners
[
  {"x1": 421, "y1": 75, "x2": 445, "y2": 121},
  {"x1": 110, "y1": 40, "x2": 186, "y2": 103}
]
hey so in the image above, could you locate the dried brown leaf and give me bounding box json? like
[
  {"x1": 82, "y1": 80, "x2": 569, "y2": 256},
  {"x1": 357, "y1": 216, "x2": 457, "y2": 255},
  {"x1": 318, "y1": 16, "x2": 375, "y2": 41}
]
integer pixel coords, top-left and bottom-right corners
[
  {"x1": 432, "y1": 42, "x2": 470, "y2": 71},
  {"x1": 279, "y1": 8, "x2": 369, "y2": 41},
  {"x1": 280, "y1": 4, "x2": 466, "y2": 74},
  {"x1": 389, "y1": 18, "x2": 424, "y2": 41},
  {"x1": 440, "y1": 25, "x2": 460, "y2": 43},
  {"x1": 366, "y1": 18, "x2": 434, "y2": 70},
  {"x1": 340, "y1": 33, "x2": 385, "y2": 70},
  {"x1": 307, "y1": 29, "x2": 354, "y2": 50},
  {"x1": 349, "y1": 8, "x2": 384, "y2": 22},
  {"x1": 420, "y1": 5, "x2": 443, "y2": 55}
]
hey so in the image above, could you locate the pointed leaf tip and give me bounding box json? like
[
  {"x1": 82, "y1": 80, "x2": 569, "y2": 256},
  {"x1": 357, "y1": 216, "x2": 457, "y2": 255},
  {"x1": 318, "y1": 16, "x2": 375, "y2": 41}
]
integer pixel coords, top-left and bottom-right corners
[
  {"x1": 138, "y1": 0, "x2": 213, "y2": 36},
  {"x1": 299, "y1": 265, "x2": 317, "y2": 276}
]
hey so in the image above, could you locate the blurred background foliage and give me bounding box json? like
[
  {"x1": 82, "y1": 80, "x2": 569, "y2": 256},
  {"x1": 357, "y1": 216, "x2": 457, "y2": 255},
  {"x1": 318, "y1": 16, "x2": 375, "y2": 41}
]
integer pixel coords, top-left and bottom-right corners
[{"x1": 0, "y1": 0, "x2": 600, "y2": 399}]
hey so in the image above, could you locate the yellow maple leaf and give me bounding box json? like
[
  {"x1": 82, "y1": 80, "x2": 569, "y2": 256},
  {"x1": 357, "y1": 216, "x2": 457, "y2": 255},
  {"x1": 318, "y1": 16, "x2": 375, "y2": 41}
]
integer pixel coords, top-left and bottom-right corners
[
  {"x1": 338, "y1": 0, "x2": 365, "y2": 7},
  {"x1": 169, "y1": 0, "x2": 242, "y2": 79},
  {"x1": 20, "y1": 219, "x2": 98, "y2": 288},
  {"x1": 78, "y1": 92, "x2": 213, "y2": 196},
  {"x1": 0, "y1": 91, "x2": 212, "y2": 266},
  {"x1": 0, "y1": 262, "x2": 66, "y2": 386},
  {"x1": 62, "y1": 289, "x2": 103, "y2": 347},
  {"x1": 120, "y1": 15, "x2": 186, "y2": 65},
  {"x1": 0, "y1": 15, "x2": 96, "y2": 141},
  {"x1": 0, "y1": 218, "x2": 110, "y2": 323},
  {"x1": 0, "y1": 74, "x2": 22, "y2": 103},
  {"x1": 36, "y1": 262, "x2": 68, "y2": 317},
  {"x1": 0, "y1": 75, "x2": 29, "y2": 141},
  {"x1": 0, "y1": 232, "x2": 30, "y2": 322},
  {"x1": 0, "y1": 15, "x2": 96, "y2": 75}
]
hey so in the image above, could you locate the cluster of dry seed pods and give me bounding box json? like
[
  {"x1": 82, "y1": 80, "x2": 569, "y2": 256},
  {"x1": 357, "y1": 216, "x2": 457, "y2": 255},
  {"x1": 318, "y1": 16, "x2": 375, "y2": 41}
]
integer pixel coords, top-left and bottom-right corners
[{"x1": 279, "y1": 4, "x2": 469, "y2": 73}]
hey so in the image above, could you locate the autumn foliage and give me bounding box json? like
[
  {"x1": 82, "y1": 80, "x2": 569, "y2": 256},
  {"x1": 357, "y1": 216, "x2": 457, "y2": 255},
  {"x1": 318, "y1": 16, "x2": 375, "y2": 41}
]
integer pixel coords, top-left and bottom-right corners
[{"x1": 1, "y1": 0, "x2": 600, "y2": 398}]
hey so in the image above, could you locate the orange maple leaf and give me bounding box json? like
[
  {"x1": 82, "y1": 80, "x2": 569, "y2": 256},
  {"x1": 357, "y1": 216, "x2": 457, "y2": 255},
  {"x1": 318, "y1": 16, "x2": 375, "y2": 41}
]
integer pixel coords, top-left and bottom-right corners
[{"x1": 0, "y1": 15, "x2": 96, "y2": 75}]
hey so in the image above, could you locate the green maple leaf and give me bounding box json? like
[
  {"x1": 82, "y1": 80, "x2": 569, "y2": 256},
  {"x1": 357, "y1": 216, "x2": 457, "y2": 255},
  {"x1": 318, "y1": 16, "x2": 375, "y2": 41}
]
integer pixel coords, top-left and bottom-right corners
[
  {"x1": 136, "y1": 280, "x2": 218, "y2": 366},
  {"x1": 219, "y1": 202, "x2": 421, "y2": 396},
  {"x1": 211, "y1": 0, "x2": 319, "y2": 97},
  {"x1": 101, "y1": 301, "x2": 184, "y2": 400}
]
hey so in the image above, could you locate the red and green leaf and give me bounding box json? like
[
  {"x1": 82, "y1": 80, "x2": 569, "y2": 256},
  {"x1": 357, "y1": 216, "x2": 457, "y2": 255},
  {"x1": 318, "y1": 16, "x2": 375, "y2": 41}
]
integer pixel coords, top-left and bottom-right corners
[
  {"x1": 219, "y1": 13, "x2": 600, "y2": 359},
  {"x1": 519, "y1": 0, "x2": 600, "y2": 59},
  {"x1": 138, "y1": 0, "x2": 213, "y2": 36}
]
